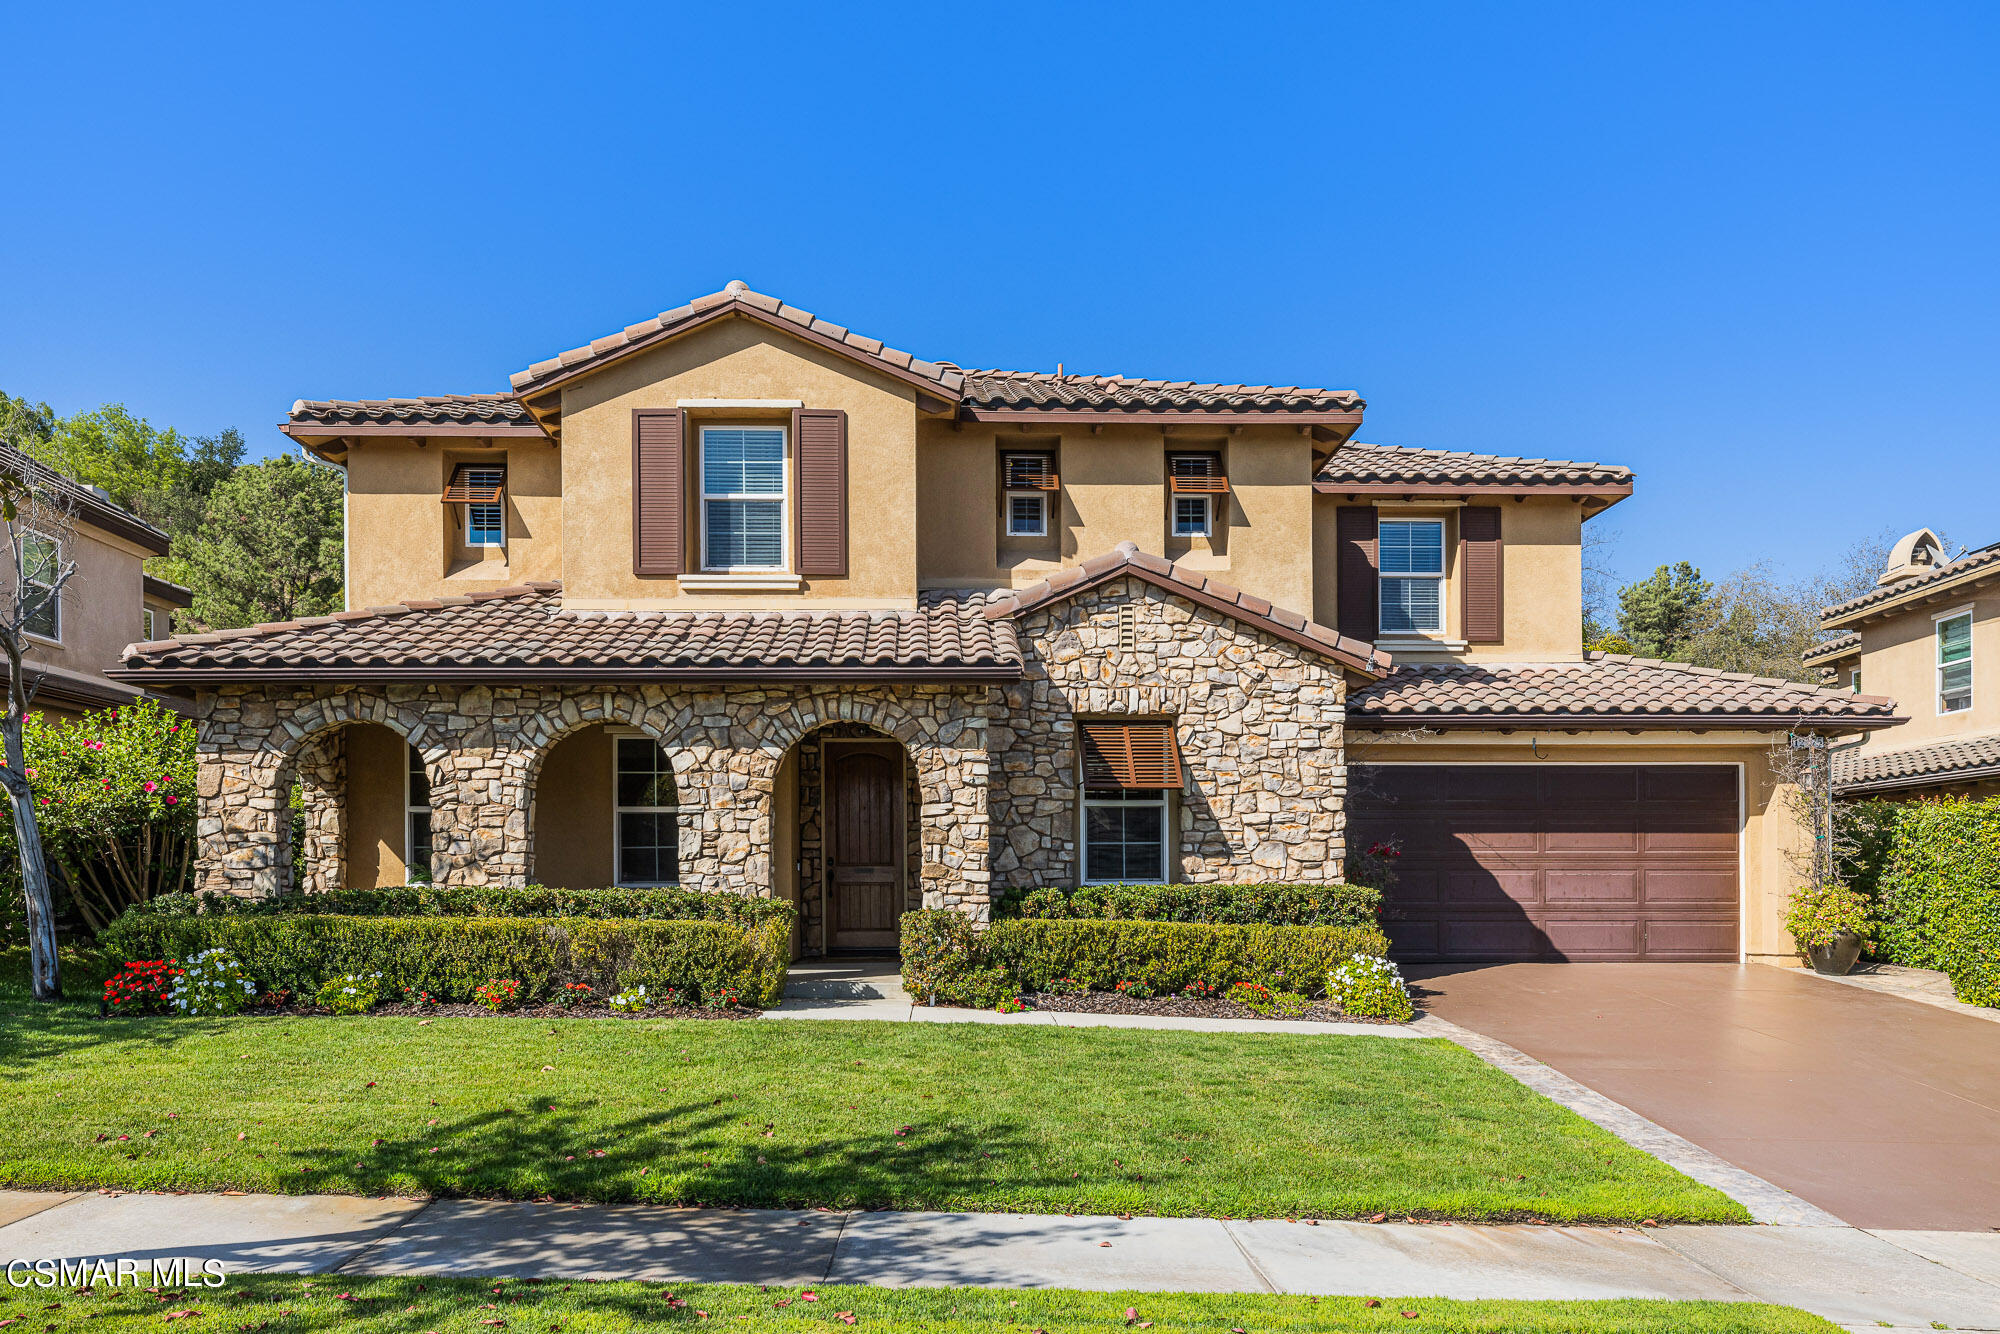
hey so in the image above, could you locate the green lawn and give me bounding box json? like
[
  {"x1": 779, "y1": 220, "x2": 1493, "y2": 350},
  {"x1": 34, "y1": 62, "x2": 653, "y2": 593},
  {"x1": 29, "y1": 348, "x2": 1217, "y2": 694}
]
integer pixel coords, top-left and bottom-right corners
[
  {"x1": 0, "y1": 956, "x2": 1742, "y2": 1224},
  {"x1": 3, "y1": 1274, "x2": 1836, "y2": 1334}
]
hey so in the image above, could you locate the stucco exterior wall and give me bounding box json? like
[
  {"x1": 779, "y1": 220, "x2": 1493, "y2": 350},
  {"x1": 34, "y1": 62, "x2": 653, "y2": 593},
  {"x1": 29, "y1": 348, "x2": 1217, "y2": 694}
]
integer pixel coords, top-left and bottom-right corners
[
  {"x1": 557, "y1": 321, "x2": 921, "y2": 609},
  {"x1": 532, "y1": 724, "x2": 616, "y2": 888},
  {"x1": 2, "y1": 519, "x2": 155, "y2": 690},
  {"x1": 1347, "y1": 732, "x2": 1806, "y2": 966},
  {"x1": 344, "y1": 722, "x2": 410, "y2": 888},
  {"x1": 344, "y1": 440, "x2": 563, "y2": 610},
  {"x1": 1843, "y1": 587, "x2": 2000, "y2": 751},
  {"x1": 992, "y1": 575, "x2": 1352, "y2": 887}
]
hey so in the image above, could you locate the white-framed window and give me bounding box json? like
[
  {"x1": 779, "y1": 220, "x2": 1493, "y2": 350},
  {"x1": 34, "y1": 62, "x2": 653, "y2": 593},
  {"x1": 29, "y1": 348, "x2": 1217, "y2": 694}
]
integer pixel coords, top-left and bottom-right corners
[
  {"x1": 142, "y1": 606, "x2": 158, "y2": 641},
  {"x1": 1849, "y1": 667, "x2": 1862, "y2": 694},
  {"x1": 1006, "y1": 493, "x2": 1047, "y2": 536},
  {"x1": 405, "y1": 744, "x2": 434, "y2": 884},
  {"x1": 21, "y1": 529, "x2": 60, "y2": 642},
  {"x1": 1937, "y1": 609, "x2": 1974, "y2": 715},
  {"x1": 462, "y1": 466, "x2": 506, "y2": 548},
  {"x1": 1379, "y1": 518, "x2": 1446, "y2": 634},
  {"x1": 701, "y1": 425, "x2": 787, "y2": 571},
  {"x1": 1172, "y1": 495, "x2": 1211, "y2": 537},
  {"x1": 1082, "y1": 788, "x2": 1169, "y2": 884},
  {"x1": 614, "y1": 733, "x2": 680, "y2": 886}
]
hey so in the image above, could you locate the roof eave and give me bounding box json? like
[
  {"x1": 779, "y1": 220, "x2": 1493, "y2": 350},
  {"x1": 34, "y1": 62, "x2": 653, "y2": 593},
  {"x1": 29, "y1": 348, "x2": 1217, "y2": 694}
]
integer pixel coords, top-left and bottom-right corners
[
  {"x1": 1349, "y1": 711, "x2": 1906, "y2": 732},
  {"x1": 1822, "y1": 567, "x2": 2000, "y2": 629},
  {"x1": 1837, "y1": 759, "x2": 2000, "y2": 795},
  {"x1": 1313, "y1": 480, "x2": 1634, "y2": 502},
  {"x1": 967, "y1": 408, "x2": 1363, "y2": 429},
  {"x1": 105, "y1": 663, "x2": 1024, "y2": 686}
]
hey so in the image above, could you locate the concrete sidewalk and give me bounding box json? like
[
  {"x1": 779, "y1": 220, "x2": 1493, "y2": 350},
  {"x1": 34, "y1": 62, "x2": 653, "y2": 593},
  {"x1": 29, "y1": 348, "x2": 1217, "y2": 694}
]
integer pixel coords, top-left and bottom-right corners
[{"x1": 2, "y1": 1191, "x2": 1998, "y2": 1330}]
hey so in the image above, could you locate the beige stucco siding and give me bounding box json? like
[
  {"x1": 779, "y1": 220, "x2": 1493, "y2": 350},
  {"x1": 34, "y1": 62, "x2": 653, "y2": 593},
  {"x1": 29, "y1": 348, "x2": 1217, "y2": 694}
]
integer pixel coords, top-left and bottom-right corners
[
  {"x1": 344, "y1": 723, "x2": 409, "y2": 888},
  {"x1": 344, "y1": 441, "x2": 562, "y2": 611},
  {"x1": 1845, "y1": 588, "x2": 2000, "y2": 751},
  {"x1": 557, "y1": 321, "x2": 920, "y2": 609},
  {"x1": 1349, "y1": 733, "x2": 1805, "y2": 965},
  {"x1": 532, "y1": 725, "x2": 615, "y2": 888}
]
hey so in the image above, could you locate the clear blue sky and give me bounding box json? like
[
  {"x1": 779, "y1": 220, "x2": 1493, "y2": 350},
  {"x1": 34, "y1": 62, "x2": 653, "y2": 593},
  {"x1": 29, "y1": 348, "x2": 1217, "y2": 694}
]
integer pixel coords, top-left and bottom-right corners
[{"x1": 5, "y1": 2, "x2": 1995, "y2": 588}]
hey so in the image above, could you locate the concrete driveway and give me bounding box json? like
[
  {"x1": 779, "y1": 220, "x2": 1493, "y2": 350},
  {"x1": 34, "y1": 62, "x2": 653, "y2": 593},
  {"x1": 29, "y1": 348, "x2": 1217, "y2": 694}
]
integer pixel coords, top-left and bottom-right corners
[{"x1": 1408, "y1": 962, "x2": 2000, "y2": 1231}]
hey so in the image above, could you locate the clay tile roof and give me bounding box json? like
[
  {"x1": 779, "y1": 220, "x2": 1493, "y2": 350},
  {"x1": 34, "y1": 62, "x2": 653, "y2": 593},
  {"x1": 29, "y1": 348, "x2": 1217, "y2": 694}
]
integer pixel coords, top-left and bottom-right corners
[
  {"x1": 1349, "y1": 652, "x2": 1902, "y2": 729},
  {"x1": 1821, "y1": 540, "x2": 2000, "y2": 623},
  {"x1": 961, "y1": 369, "x2": 1361, "y2": 415},
  {"x1": 288, "y1": 395, "x2": 533, "y2": 429},
  {"x1": 1800, "y1": 632, "x2": 1862, "y2": 665},
  {"x1": 1315, "y1": 442, "x2": 1634, "y2": 490},
  {"x1": 1834, "y1": 732, "x2": 2000, "y2": 794},
  {"x1": 110, "y1": 584, "x2": 1021, "y2": 683},
  {"x1": 984, "y1": 541, "x2": 1391, "y2": 678},
  {"x1": 509, "y1": 282, "x2": 966, "y2": 399}
]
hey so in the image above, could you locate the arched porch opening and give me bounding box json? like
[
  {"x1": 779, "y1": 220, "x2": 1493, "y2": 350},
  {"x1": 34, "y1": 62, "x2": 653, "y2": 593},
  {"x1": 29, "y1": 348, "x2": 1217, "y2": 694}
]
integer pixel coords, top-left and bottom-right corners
[
  {"x1": 289, "y1": 720, "x2": 441, "y2": 892},
  {"x1": 787, "y1": 722, "x2": 921, "y2": 955},
  {"x1": 529, "y1": 722, "x2": 684, "y2": 889}
]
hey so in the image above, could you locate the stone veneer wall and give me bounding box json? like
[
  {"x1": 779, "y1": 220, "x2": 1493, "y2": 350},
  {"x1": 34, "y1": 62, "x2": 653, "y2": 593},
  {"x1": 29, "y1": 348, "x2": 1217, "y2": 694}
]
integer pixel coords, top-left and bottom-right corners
[
  {"x1": 194, "y1": 683, "x2": 990, "y2": 916},
  {"x1": 992, "y1": 576, "x2": 1350, "y2": 887}
]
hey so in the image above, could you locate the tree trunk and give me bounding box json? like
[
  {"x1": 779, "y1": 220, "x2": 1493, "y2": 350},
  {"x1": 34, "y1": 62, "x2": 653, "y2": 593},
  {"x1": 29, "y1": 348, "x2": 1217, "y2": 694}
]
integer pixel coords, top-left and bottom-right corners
[{"x1": 0, "y1": 713, "x2": 61, "y2": 1001}]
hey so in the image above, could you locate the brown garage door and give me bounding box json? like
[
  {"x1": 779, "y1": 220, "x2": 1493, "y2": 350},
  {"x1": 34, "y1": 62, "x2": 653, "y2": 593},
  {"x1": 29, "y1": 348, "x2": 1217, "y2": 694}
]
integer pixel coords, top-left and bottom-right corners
[{"x1": 1350, "y1": 764, "x2": 1740, "y2": 963}]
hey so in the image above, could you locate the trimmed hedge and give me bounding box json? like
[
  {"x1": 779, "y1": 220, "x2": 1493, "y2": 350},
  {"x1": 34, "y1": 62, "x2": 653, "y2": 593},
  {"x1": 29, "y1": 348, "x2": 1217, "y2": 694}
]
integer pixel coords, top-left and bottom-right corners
[
  {"x1": 1851, "y1": 796, "x2": 2000, "y2": 1007},
  {"x1": 97, "y1": 913, "x2": 791, "y2": 1009},
  {"x1": 900, "y1": 909, "x2": 1390, "y2": 1008},
  {"x1": 135, "y1": 885, "x2": 796, "y2": 930},
  {"x1": 994, "y1": 881, "x2": 1380, "y2": 927}
]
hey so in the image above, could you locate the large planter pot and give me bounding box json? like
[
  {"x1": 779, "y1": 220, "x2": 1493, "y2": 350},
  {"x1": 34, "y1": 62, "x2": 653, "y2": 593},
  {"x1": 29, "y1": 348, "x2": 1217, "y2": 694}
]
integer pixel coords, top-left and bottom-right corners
[{"x1": 1806, "y1": 932, "x2": 1865, "y2": 976}]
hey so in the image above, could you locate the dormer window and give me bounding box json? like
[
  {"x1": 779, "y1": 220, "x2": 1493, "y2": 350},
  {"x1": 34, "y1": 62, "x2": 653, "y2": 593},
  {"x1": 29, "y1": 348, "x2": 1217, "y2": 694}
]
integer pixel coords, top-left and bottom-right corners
[
  {"x1": 702, "y1": 426, "x2": 788, "y2": 571},
  {"x1": 443, "y1": 464, "x2": 507, "y2": 549}
]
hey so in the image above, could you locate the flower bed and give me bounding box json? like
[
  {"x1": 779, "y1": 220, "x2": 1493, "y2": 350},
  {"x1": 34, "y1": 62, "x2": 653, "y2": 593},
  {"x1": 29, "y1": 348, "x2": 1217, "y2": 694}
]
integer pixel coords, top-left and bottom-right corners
[
  {"x1": 133, "y1": 884, "x2": 795, "y2": 929},
  {"x1": 97, "y1": 911, "x2": 790, "y2": 1013},
  {"x1": 994, "y1": 881, "x2": 1380, "y2": 927},
  {"x1": 1021, "y1": 991, "x2": 1409, "y2": 1024}
]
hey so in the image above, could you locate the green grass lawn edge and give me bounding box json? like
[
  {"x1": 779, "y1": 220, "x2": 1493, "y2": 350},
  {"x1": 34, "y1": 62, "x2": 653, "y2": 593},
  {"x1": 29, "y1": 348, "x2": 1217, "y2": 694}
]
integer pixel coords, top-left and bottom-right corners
[{"x1": 4, "y1": 1273, "x2": 1840, "y2": 1334}]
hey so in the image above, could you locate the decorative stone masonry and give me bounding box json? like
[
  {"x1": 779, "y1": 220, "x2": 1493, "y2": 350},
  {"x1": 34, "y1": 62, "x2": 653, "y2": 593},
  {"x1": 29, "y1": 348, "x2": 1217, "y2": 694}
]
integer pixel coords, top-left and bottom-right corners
[
  {"x1": 993, "y1": 576, "x2": 1350, "y2": 886},
  {"x1": 794, "y1": 723, "x2": 925, "y2": 950},
  {"x1": 193, "y1": 682, "x2": 991, "y2": 916}
]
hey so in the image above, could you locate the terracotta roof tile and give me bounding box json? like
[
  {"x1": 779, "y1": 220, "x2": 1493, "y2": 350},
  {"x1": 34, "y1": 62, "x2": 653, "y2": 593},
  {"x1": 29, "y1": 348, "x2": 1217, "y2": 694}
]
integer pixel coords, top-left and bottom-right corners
[
  {"x1": 961, "y1": 369, "x2": 1360, "y2": 414},
  {"x1": 1350, "y1": 653, "x2": 1900, "y2": 728},
  {"x1": 1835, "y1": 732, "x2": 2000, "y2": 793},
  {"x1": 288, "y1": 395, "x2": 530, "y2": 429},
  {"x1": 1315, "y1": 442, "x2": 1633, "y2": 489},
  {"x1": 1822, "y1": 540, "x2": 2000, "y2": 622},
  {"x1": 1801, "y1": 632, "x2": 1862, "y2": 665},
  {"x1": 985, "y1": 542, "x2": 1391, "y2": 677},
  {"x1": 112, "y1": 584, "x2": 1020, "y2": 682}
]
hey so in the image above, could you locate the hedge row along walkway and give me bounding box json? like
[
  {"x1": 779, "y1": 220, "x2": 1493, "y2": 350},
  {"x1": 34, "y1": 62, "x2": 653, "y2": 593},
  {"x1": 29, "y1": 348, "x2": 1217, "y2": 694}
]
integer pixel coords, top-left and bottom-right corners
[{"x1": 3, "y1": 1190, "x2": 1998, "y2": 1329}]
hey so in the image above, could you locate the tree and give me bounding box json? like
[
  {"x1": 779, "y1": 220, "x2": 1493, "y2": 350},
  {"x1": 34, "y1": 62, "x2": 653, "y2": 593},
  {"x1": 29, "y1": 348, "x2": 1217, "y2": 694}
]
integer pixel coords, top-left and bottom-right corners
[
  {"x1": 1580, "y1": 520, "x2": 1620, "y2": 643},
  {"x1": 177, "y1": 453, "x2": 345, "y2": 628},
  {"x1": 25, "y1": 403, "x2": 186, "y2": 511},
  {"x1": 0, "y1": 451, "x2": 83, "y2": 1000},
  {"x1": 1616, "y1": 561, "x2": 1712, "y2": 661},
  {"x1": 0, "y1": 392, "x2": 55, "y2": 451}
]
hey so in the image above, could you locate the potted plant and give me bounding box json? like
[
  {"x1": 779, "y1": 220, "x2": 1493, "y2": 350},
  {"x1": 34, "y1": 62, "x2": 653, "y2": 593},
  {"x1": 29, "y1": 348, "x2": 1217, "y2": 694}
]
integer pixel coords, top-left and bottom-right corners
[{"x1": 1783, "y1": 883, "x2": 1873, "y2": 975}]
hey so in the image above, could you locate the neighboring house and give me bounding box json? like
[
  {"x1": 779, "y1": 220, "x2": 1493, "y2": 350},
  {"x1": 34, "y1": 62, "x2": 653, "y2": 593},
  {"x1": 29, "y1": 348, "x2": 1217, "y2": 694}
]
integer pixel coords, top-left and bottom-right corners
[
  {"x1": 110, "y1": 282, "x2": 1898, "y2": 964},
  {"x1": 1, "y1": 443, "x2": 191, "y2": 721},
  {"x1": 1808, "y1": 529, "x2": 2000, "y2": 799}
]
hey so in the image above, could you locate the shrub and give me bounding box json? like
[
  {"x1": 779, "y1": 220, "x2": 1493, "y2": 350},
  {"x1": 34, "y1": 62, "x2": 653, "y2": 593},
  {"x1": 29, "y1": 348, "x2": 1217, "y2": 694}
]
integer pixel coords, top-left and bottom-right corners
[
  {"x1": 900, "y1": 910, "x2": 1389, "y2": 1004},
  {"x1": 1327, "y1": 954, "x2": 1415, "y2": 1022},
  {"x1": 1860, "y1": 797, "x2": 2000, "y2": 1008},
  {"x1": 474, "y1": 978, "x2": 522, "y2": 1012},
  {"x1": 316, "y1": 972, "x2": 383, "y2": 1015},
  {"x1": 1782, "y1": 883, "x2": 1874, "y2": 953},
  {"x1": 102, "y1": 960, "x2": 179, "y2": 1014},
  {"x1": 99, "y1": 911, "x2": 791, "y2": 1009},
  {"x1": 557, "y1": 982, "x2": 594, "y2": 1009},
  {"x1": 167, "y1": 948, "x2": 257, "y2": 1016},
  {"x1": 996, "y1": 881, "x2": 1379, "y2": 927},
  {"x1": 130, "y1": 885, "x2": 797, "y2": 930}
]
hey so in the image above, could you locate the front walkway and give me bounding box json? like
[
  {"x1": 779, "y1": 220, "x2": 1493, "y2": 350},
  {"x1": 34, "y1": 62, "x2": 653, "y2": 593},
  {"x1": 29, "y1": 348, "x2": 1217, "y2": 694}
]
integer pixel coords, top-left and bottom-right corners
[
  {"x1": 3, "y1": 1190, "x2": 1998, "y2": 1329},
  {"x1": 1410, "y1": 962, "x2": 2000, "y2": 1232}
]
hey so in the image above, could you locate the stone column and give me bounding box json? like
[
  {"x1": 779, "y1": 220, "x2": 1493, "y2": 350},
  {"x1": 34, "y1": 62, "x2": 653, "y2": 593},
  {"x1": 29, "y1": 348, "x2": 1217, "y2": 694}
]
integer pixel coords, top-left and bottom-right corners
[
  {"x1": 915, "y1": 713, "x2": 991, "y2": 921},
  {"x1": 193, "y1": 692, "x2": 290, "y2": 899},
  {"x1": 294, "y1": 729, "x2": 347, "y2": 895}
]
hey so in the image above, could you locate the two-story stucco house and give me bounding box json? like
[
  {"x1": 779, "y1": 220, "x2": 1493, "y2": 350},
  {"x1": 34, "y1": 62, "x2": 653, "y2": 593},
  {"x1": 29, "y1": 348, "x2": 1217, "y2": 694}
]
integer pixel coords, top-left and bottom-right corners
[
  {"x1": 1807, "y1": 529, "x2": 2000, "y2": 799},
  {"x1": 110, "y1": 282, "x2": 1898, "y2": 964},
  {"x1": 2, "y1": 443, "x2": 191, "y2": 720}
]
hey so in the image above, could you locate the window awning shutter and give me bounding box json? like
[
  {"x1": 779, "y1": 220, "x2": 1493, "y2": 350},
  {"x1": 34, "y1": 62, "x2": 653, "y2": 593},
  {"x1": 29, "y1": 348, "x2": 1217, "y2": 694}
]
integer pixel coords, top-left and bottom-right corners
[
  {"x1": 1080, "y1": 721, "x2": 1184, "y2": 790},
  {"x1": 442, "y1": 464, "x2": 506, "y2": 504},
  {"x1": 793, "y1": 407, "x2": 848, "y2": 577},
  {"x1": 1002, "y1": 452, "x2": 1060, "y2": 490},
  {"x1": 1167, "y1": 452, "x2": 1229, "y2": 494}
]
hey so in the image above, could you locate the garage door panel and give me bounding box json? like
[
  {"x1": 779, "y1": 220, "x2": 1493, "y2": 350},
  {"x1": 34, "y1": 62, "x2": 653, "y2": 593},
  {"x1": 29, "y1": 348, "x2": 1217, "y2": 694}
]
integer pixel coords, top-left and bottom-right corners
[
  {"x1": 1359, "y1": 764, "x2": 1739, "y2": 963},
  {"x1": 1545, "y1": 869, "x2": 1641, "y2": 903}
]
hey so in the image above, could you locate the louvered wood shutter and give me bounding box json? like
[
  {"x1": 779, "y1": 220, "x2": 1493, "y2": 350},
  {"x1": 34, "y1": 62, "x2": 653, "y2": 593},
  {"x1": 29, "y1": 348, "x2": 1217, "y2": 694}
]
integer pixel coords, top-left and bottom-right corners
[
  {"x1": 793, "y1": 407, "x2": 847, "y2": 577},
  {"x1": 632, "y1": 408, "x2": 686, "y2": 576},
  {"x1": 1335, "y1": 506, "x2": 1380, "y2": 640},
  {"x1": 1079, "y1": 721, "x2": 1184, "y2": 790},
  {"x1": 1460, "y1": 505, "x2": 1504, "y2": 644}
]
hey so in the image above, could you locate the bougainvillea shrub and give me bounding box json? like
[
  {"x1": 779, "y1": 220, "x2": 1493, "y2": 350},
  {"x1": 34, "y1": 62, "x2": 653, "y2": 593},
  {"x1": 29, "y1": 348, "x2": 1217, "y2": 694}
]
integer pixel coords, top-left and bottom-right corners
[{"x1": 102, "y1": 960, "x2": 181, "y2": 1014}]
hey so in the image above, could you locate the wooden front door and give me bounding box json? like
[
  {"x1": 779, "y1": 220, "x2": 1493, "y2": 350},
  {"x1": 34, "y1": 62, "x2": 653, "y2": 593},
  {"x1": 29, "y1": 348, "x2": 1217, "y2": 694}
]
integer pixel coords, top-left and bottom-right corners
[{"x1": 826, "y1": 743, "x2": 904, "y2": 951}]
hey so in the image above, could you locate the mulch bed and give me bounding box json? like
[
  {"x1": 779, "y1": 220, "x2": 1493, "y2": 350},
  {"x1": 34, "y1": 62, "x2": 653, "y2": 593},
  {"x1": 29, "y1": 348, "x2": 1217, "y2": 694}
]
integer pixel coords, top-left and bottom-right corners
[
  {"x1": 1020, "y1": 992, "x2": 1414, "y2": 1025},
  {"x1": 110, "y1": 1000, "x2": 760, "y2": 1021}
]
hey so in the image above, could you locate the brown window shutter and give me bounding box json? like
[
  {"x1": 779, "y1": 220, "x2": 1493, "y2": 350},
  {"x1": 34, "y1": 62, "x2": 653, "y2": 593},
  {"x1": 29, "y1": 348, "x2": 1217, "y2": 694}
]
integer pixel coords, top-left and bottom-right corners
[
  {"x1": 793, "y1": 407, "x2": 847, "y2": 578},
  {"x1": 632, "y1": 408, "x2": 685, "y2": 576},
  {"x1": 1080, "y1": 721, "x2": 1184, "y2": 790},
  {"x1": 1460, "y1": 506, "x2": 1504, "y2": 644},
  {"x1": 1335, "y1": 506, "x2": 1379, "y2": 640}
]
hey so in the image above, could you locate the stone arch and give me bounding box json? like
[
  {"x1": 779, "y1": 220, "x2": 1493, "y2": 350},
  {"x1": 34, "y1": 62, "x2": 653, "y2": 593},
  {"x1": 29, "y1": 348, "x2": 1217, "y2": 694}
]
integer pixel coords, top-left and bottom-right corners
[
  {"x1": 744, "y1": 690, "x2": 962, "y2": 822},
  {"x1": 517, "y1": 701, "x2": 686, "y2": 890}
]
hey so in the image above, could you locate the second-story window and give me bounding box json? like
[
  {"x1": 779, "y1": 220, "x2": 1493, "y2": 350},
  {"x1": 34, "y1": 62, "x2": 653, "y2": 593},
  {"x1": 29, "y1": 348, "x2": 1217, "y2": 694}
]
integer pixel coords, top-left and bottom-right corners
[
  {"x1": 1166, "y1": 453, "x2": 1225, "y2": 538},
  {"x1": 1379, "y1": 518, "x2": 1446, "y2": 634},
  {"x1": 444, "y1": 463, "x2": 507, "y2": 551},
  {"x1": 1001, "y1": 451, "x2": 1057, "y2": 540},
  {"x1": 1008, "y1": 493, "x2": 1047, "y2": 537},
  {"x1": 702, "y1": 426, "x2": 787, "y2": 570},
  {"x1": 21, "y1": 529, "x2": 60, "y2": 641},
  {"x1": 1173, "y1": 495, "x2": 1211, "y2": 537},
  {"x1": 1938, "y1": 610, "x2": 1973, "y2": 714}
]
